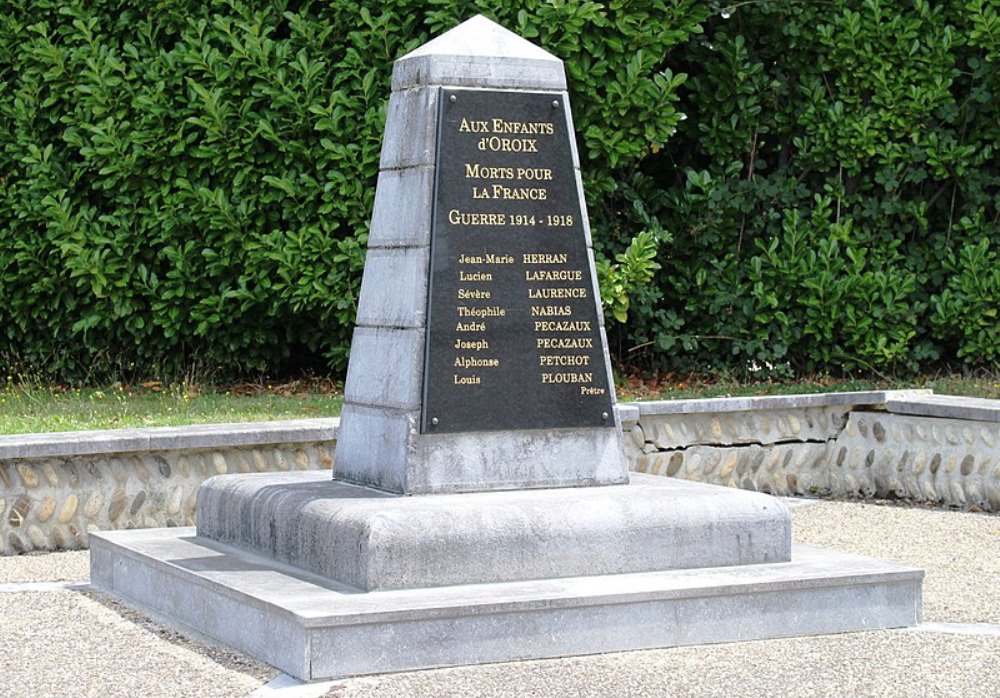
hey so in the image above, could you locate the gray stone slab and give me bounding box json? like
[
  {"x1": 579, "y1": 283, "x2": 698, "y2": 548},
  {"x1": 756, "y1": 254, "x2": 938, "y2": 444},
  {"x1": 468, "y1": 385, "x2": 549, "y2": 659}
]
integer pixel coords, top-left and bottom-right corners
[
  {"x1": 368, "y1": 167, "x2": 435, "y2": 248},
  {"x1": 196, "y1": 472, "x2": 790, "y2": 591},
  {"x1": 885, "y1": 395, "x2": 1000, "y2": 423},
  {"x1": 617, "y1": 403, "x2": 640, "y2": 430},
  {"x1": 354, "y1": 247, "x2": 429, "y2": 328},
  {"x1": 405, "y1": 424, "x2": 629, "y2": 494},
  {"x1": 392, "y1": 16, "x2": 566, "y2": 92},
  {"x1": 634, "y1": 390, "x2": 933, "y2": 417},
  {"x1": 335, "y1": 408, "x2": 630, "y2": 496},
  {"x1": 379, "y1": 87, "x2": 439, "y2": 170},
  {"x1": 333, "y1": 404, "x2": 414, "y2": 493},
  {"x1": 342, "y1": 327, "x2": 425, "y2": 410},
  {"x1": 90, "y1": 528, "x2": 922, "y2": 681},
  {"x1": 0, "y1": 419, "x2": 338, "y2": 460}
]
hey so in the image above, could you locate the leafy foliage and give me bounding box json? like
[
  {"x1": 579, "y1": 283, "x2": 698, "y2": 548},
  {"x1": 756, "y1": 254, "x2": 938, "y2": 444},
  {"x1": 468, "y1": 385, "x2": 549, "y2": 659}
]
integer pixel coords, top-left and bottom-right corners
[
  {"x1": 0, "y1": 0, "x2": 705, "y2": 381},
  {"x1": 627, "y1": 0, "x2": 1000, "y2": 375},
  {"x1": 1, "y1": 0, "x2": 997, "y2": 381}
]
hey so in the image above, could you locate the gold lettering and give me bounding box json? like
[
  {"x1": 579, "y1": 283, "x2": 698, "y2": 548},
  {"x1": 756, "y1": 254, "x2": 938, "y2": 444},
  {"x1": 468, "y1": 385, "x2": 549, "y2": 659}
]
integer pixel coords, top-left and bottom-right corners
[
  {"x1": 454, "y1": 338, "x2": 490, "y2": 350},
  {"x1": 453, "y1": 356, "x2": 500, "y2": 368},
  {"x1": 522, "y1": 253, "x2": 568, "y2": 264},
  {"x1": 490, "y1": 184, "x2": 547, "y2": 201},
  {"x1": 464, "y1": 163, "x2": 515, "y2": 179},
  {"x1": 458, "y1": 118, "x2": 489, "y2": 133},
  {"x1": 457, "y1": 289, "x2": 491, "y2": 300},
  {"x1": 525, "y1": 270, "x2": 584, "y2": 282},
  {"x1": 478, "y1": 136, "x2": 539, "y2": 153},
  {"x1": 533, "y1": 321, "x2": 591, "y2": 332},
  {"x1": 488, "y1": 118, "x2": 556, "y2": 135},
  {"x1": 535, "y1": 337, "x2": 594, "y2": 349},
  {"x1": 457, "y1": 306, "x2": 506, "y2": 318},
  {"x1": 540, "y1": 372, "x2": 594, "y2": 384},
  {"x1": 527, "y1": 287, "x2": 587, "y2": 299},
  {"x1": 448, "y1": 209, "x2": 507, "y2": 226},
  {"x1": 539, "y1": 355, "x2": 592, "y2": 366},
  {"x1": 530, "y1": 305, "x2": 572, "y2": 317},
  {"x1": 455, "y1": 321, "x2": 486, "y2": 332}
]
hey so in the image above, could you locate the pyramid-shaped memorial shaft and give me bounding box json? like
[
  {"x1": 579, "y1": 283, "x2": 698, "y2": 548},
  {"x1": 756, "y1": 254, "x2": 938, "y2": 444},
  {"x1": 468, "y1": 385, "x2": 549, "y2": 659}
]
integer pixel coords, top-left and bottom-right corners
[{"x1": 335, "y1": 15, "x2": 628, "y2": 494}]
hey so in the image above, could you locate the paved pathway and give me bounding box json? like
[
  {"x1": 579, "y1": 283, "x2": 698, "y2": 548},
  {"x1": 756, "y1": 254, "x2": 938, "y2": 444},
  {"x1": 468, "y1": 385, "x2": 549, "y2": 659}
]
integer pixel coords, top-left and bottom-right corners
[{"x1": 0, "y1": 499, "x2": 996, "y2": 697}]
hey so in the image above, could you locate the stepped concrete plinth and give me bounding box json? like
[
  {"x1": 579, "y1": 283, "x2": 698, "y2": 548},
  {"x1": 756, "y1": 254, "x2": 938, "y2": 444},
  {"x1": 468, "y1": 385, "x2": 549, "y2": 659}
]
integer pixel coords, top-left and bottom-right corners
[
  {"x1": 90, "y1": 525, "x2": 922, "y2": 681},
  {"x1": 194, "y1": 472, "x2": 791, "y2": 590}
]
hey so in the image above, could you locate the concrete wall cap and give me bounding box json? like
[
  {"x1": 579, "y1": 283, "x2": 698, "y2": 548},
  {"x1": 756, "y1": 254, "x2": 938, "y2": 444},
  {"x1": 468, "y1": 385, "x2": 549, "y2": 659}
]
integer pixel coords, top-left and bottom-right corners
[
  {"x1": 631, "y1": 390, "x2": 934, "y2": 416},
  {"x1": 885, "y1": 394, "x2": 1000, "y2": 423},
  {"x1": 0, "y1": 418, "x2": 339, "y2": 460}
]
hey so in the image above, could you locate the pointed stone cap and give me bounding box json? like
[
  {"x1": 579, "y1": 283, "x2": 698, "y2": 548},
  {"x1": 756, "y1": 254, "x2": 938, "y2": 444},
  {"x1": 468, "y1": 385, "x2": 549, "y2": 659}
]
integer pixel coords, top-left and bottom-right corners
[{"x1": 392, "y1": 15, "x2": 566, "y2": 91}]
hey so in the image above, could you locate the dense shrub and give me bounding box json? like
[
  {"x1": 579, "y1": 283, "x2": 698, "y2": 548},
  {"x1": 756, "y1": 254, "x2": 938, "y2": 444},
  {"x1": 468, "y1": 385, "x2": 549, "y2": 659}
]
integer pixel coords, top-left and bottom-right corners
[
  {"x1": 621, "y1": 0, "x2": 1000, "y2": 376},
  {"x1": 1, "y1": 0, "x2": 997, "y2": 381},
  {"x1": 0, "y1": 0, "x2": 705, "y2": 381}
]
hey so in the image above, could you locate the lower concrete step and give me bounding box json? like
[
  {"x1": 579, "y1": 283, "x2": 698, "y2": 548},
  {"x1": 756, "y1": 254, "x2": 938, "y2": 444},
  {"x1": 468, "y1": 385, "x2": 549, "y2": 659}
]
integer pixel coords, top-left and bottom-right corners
[{"x1": 90, "y1": 527, "x2": 922, "y2": 680}]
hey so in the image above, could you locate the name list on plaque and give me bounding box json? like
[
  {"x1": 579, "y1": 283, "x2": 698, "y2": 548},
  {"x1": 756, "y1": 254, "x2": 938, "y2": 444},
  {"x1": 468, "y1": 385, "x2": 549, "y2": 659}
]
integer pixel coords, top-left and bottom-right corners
[{"x1": 421, "y1": 88, "x2": 614, "y2": 434}]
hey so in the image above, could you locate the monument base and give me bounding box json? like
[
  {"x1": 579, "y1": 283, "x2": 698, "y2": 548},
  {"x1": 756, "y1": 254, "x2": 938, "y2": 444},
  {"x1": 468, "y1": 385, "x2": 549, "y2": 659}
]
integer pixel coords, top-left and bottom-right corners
[
  {"x1": 89, "y1": 474, "x2": 922, "y2": 681},
  {"x1": 193, "y1": 472, "x2": 790, "y2": 590}
]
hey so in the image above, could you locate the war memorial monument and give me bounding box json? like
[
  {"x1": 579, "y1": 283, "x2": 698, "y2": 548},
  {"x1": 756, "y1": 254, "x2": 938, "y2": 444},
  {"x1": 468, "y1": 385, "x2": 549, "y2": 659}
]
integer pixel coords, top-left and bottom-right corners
[{"x1": 91, "y1": 16, "x2": 922, "y2": 680}]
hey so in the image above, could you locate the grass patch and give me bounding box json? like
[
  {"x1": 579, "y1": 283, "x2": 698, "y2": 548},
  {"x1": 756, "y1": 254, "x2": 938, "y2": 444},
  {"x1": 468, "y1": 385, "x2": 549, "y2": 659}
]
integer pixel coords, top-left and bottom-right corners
[
  {"x1": 1, "y1": 371, "x2": 997, "y2": 435},
  {"x1": 0, "y1": 379, "x2": 342, "y2": 435}
]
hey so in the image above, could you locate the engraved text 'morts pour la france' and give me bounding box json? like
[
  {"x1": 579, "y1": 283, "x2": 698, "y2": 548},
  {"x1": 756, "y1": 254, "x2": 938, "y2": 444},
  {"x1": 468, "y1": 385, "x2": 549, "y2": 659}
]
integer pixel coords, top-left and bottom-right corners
[{"x1": 421, "y1": 89, "x2": 614, "y2": 434}]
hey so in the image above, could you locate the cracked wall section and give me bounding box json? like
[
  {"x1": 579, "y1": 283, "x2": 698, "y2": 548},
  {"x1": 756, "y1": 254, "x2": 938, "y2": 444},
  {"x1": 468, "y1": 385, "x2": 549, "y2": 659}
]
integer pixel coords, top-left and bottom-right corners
[{"x1": 629, "y1": 402, "x2": 1000, "y2": 512}]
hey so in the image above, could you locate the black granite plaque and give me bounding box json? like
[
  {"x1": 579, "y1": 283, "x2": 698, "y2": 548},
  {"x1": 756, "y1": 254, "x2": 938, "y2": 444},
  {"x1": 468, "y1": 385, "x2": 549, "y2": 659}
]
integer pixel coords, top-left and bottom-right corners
[{"x1": 421, "y1": 88, "x2": 615, "y2": 434}]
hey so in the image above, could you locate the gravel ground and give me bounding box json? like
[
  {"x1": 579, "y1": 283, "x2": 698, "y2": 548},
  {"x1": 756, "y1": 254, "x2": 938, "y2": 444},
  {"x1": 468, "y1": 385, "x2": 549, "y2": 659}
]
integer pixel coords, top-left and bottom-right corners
[
  {"x1": 0, "y1": 590, "x2": 274, "y2": 697},
  {"x1": 791, "y1": 500, "x2": 1000, "y2": 623},
  {"x1": 0, "y1": 549, "x2": 89, "y2": 583},
  {"x1": 320, "y1": 631, "x2": 1000, "y2": 698},
  {"x1": 0, "y1": 499, "x2": 996, "y2": 698}
]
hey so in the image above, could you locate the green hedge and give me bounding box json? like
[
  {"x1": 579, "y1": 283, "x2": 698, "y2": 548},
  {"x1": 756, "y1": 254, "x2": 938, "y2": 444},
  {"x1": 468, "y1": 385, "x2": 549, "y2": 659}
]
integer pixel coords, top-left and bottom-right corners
[
  {"x1": 0, "y1": 0, "x2": 705, "y2": 381},
  {"x1": 1, "y1": 1, "x2": 998, "y2": 381},
  {"x1": 623, "y1": 0, "x2": 1000, "y2": 376}
]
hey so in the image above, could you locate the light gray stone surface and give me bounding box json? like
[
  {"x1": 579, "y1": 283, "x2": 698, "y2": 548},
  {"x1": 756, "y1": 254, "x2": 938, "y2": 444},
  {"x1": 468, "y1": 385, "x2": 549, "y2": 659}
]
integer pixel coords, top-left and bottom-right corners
[
  {"x1": 407, "y1": 424, "x2": 628, "y2": 493},
  {"x1": 368, "y1": 166, "x2": 435, "y2": 247},
  {"x1": 378, "y1": 87, "x2": 439, "y2": 170},
  {"x1": 6, "y1": 492, "x2": 996, "y2": 698},
  {"x1": 391, "y1": 15, "x2": 566, "y2": 92},
  {"x1": 333, "y1": 404, "x2": 413, "y2": 493},
  {"x1": 354, "y1": 248, "x2": 429, "y2": 327},
  {"x1": 196, "y1": 472, "x2": 790, "y2": 590},
  {"x1": 336, "y1": 407, "x2": 630, "y2": 494},
  {"x1": 341, "y1": 328, "x2": 424, "y2": 410},
  {"x1": 886, "y1": 394, "x2": 1000, "y2": 422},
  {"x1": 0, "y1": 419, "x2": 337, "y2": 460},
  {"x1": 634, "y1": 390, "x2": 931, "y2": 416},
  {"x1": 89, "y1": 527, "x2": 921, "y2": 681}
]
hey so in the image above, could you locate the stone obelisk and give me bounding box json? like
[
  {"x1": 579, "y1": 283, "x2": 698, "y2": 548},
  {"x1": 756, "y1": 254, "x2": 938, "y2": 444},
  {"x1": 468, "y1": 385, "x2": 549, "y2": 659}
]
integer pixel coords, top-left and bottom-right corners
[{"x1": 333, "y1": 15, "x2": 627, "y2": 494}]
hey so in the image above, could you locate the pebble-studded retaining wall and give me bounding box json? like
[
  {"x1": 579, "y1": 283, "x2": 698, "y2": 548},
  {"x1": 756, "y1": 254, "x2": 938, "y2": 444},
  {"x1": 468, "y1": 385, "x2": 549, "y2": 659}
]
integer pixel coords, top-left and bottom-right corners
[
  {"x1": 0, "y1": 420, "x2": 336, "y2": 555},
  {"x1": 627, "y1": 391, "x2": 1000, "y2": 512},
  {"x1": 3, "y1": 393, "x2": 998, "y2": 555}
]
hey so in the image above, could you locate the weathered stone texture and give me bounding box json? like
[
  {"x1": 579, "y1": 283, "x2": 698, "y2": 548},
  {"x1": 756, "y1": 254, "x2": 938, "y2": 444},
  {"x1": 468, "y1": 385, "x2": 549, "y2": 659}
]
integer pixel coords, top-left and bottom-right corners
[
  {"x1": 633, "y1": 396, "x2": 999, "y2": 512},
  {"x1": 0, "y1": 443, "x2": 334, "y2": 555}
]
